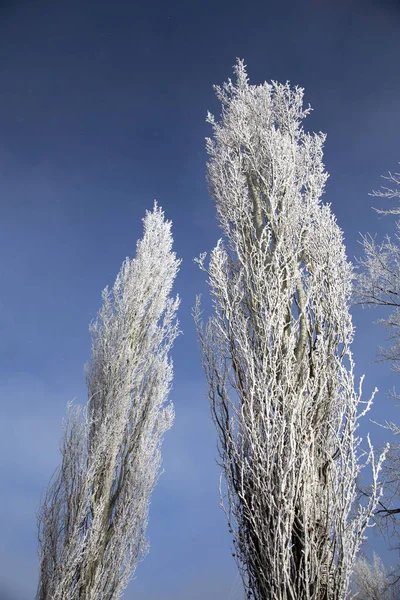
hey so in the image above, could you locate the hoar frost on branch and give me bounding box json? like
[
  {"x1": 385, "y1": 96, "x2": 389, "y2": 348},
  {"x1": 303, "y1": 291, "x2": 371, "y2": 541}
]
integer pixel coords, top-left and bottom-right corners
[
  {"x1": 36, "y1": 203, "x2": 180, "y2": 600},
  {"x1": 194, "y1": 60, "x2": 387, "y2": 600}
]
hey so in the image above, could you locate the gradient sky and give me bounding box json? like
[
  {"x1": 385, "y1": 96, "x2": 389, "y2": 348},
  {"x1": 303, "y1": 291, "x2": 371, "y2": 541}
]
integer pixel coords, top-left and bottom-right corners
[{"x1": 0, "y1": 1, "x2": 400, "y2": 598}]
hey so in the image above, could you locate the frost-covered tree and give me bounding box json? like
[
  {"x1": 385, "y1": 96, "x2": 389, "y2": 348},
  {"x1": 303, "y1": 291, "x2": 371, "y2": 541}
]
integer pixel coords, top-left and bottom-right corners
[
  {"x1": 351, "y1": 553, "x2": 399, "y2": 600},
  {"x1": 36, "y1": 203, "x2": 180, "y2": 600},
  {"x1": 354, "y1": 166, "x2": 400, "y2": 559},
  {"x1": 195, "y1": 60, "x2": 386, "y2": 600},
  {"x1": 355, "y1": 167, "x2": 400, "y2": 387}
]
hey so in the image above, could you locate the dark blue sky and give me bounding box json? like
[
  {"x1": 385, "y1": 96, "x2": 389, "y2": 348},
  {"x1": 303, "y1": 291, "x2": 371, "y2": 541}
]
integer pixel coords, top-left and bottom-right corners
[{"x1": 0, "y1": 1, "x2": 400, "y2": 598}]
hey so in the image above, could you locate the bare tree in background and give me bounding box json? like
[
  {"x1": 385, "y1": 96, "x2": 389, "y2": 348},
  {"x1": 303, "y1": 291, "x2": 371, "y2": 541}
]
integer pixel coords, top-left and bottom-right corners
[
  {"x1": 36, "y1": 203, "x2": 180, "y2": 600},
  {"x1": 195, "y1": 60, "x2": 386, "y2": 600}
]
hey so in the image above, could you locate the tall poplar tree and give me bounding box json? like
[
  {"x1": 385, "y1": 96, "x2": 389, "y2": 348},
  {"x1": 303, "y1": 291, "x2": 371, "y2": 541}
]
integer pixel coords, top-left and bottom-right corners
[
  {"x1": 195, "y1": 61, "x2": 386, "y2": 600},
  {"x1": 37, "y1": 204, "x2": 180, "y2": 600}
]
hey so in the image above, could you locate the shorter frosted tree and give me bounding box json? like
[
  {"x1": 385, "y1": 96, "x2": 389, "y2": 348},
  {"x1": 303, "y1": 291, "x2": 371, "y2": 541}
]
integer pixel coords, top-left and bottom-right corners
[
  {"x1": 351, "y1": 553, "x2": 399, "y2": 600},
  {"x1": 36, "y1": 203, "x2": 180, "y2": 600},
  {"x1": 195, "y1": 60, "x2": 387, "y2": 600}
]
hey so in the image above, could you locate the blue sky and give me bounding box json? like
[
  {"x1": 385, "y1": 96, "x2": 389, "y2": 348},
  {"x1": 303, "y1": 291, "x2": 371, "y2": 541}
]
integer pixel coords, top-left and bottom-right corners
[{"x1": 0, "y1": 0, "x2": 400, "y2": 598}]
